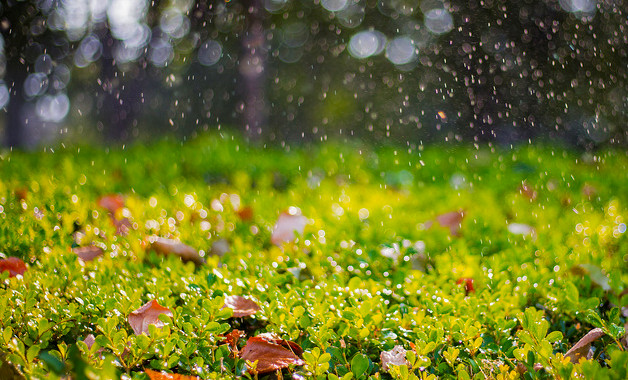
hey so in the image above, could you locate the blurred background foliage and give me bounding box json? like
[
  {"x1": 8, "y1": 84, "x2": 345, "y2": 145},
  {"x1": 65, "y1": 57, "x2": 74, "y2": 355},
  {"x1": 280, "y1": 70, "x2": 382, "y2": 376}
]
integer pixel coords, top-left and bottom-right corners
[{"x1": 0, "y1": 0, "x2": 626, "y2": 149}]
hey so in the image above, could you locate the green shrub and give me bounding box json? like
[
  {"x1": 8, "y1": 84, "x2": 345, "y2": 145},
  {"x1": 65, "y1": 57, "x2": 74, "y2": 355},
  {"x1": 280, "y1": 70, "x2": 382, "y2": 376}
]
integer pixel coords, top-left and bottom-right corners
[{"x1": 0, "y1": 135, "x2": 626, "y2": 379}]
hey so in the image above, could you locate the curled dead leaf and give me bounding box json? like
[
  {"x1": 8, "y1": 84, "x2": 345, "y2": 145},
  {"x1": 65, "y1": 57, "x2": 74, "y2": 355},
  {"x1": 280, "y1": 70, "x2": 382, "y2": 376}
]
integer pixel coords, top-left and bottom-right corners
[
  {"x1": 564, "y1": 328, "x2": 604, "y2": 363},
  {"x1": 380, "y1": 345, "x2": 410, "y2": 372},
  {"x1": 72, "y1": 246, "x2": 104, "y2": 262},
  {"x1": 240, "y1": 335, "x2": 305, "y2": 374},
  {"x1": 149, "y1": 237, "x2": 203, "y2": 265},
  {"x1": 128, "y1": 300, "x2": 173, "y2": 336},
  {"x1": 0, "y1": 257, "x2": 27, "y2": 277},
  {"x1": 223, "y1": 295, "x2": 261, "y2": 318},
  {"x1": 271, "y1": 211, "x2": 308, "y2": 246},
  {"x1": 145, "y1": 369, "x2": 199, "y2": 380}
]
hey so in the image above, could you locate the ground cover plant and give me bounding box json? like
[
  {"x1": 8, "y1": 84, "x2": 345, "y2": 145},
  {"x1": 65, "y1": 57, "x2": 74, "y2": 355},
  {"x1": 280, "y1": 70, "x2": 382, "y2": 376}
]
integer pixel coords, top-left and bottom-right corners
[{"x1": 0, "y1": 134, "x2": 627, "y2": 379}]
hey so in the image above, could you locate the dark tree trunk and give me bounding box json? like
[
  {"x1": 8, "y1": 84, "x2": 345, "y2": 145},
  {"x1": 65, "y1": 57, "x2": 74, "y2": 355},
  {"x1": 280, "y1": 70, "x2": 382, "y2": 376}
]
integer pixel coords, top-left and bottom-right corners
[
  {"x1": 4, "y1": 60, "x2": 28, "y2": 148},
  {"x1": 239, "y1": 0, "x2": 267, "y2": 140},
  {"x1": 97, "y1": 30, "x2": 138, "y2": 142}
]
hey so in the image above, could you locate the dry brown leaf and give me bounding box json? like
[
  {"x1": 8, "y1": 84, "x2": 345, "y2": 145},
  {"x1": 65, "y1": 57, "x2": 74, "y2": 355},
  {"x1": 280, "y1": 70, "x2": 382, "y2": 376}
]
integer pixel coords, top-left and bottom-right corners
[
  {"x1": 240, "y1": 336, "x2": 305, "y2": 374},
  {"x1": 271, "y1": 211, "x2": 308, "y2": 246},
  {"x1": 149, "y1": 237, "x2": 203, "y2": 265},
  {"x1": 237, "y1": 206, "x2": 254, "y2": 222},
  {"x1": 128, "y1": 300, "x2": 173, "y2": 336},
  {"x1": 564, "y1": 328, "x2": 605, "y2": 363},
  {"x1": 254, "y1": 332, "x2": 303, "y2": 356},
  {"x1": 380, "y1": 345, "x2": 410, "y2": 372},
  {"x1": 83, "y1": 334, "x2": 96, "y2": 350},
  {"x1": 145, "y1": 369, "x2": 199, "y2": 380},
  {"x1": 72, "y1": 246, "x2": 104, "y2": 261},
  {"x1": 223, "y1": 295, "x2": 261, "y2": 318},
  {"x1": 97, "y1": 194, "x2": 125, "y2": 214},
  {"x1": 519, "y1": 181, "x2": 537, "y2": 200},
  {"x1": 0, "y1": 257, "x2": 27, "y2": 277}
]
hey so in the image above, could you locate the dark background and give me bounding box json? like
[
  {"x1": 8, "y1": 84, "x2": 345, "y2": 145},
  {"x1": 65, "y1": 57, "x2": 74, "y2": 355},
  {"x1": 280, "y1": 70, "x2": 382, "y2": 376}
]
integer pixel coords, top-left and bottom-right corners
[{"x1": 1, "y1": 0, "x2": 626, "y2": 149}]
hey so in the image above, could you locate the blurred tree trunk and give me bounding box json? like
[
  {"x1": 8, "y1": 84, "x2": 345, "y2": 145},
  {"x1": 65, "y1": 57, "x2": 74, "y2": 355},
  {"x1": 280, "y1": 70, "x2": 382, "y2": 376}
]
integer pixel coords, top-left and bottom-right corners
[
  {"x1": 239, "y1": 0, "x2": 267, "y2": 140},
  {"x1": 97, "y1": 29, "x2": 137, "y2": 142},
  {"x1": 4, "y1": 60, "x2": 27, "y2": 148}
]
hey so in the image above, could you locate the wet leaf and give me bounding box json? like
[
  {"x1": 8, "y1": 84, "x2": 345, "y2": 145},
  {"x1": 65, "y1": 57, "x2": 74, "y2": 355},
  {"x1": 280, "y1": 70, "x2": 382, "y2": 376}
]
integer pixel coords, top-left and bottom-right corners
[
  {"x1": 97, "y1": 194, "x2": 125, "y2": 214},
  {"x1": 72, "y1": 246, "x2": 103, "y2": 262},
  {"x1": 145, "y1": 369, "x2": 199, "y2": 380},
  {"x1": 0, "y1": 257, "x2": 27, "y2": 277},
  {"x1": 223, "y1": 295, "x2": 261, "y2": 318},
  {"x1": 564, "y1": 328, "x2": 604, "y2": 363},
  {"x1": 380, "y1": 345, "x2": 409, "y2": 372},
  {"x1": 240, "y1": 335, "x2": 305, "y2": 374},
  {"x1": 271, "y1": 211, "x2": 308, "y2": 245},
  {"x1": 128, "y1": 300, "x2": 173, "y2": 336},
  {"x1": 149, "y1": 237, "x2": 203, "y2": 265}
]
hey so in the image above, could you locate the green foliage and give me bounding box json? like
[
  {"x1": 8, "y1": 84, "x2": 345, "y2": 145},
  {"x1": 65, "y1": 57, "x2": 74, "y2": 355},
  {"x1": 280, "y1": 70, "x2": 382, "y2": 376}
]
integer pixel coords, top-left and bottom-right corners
[{"x1": 0, "y1": 134, "x2": 627, "y2": 379}]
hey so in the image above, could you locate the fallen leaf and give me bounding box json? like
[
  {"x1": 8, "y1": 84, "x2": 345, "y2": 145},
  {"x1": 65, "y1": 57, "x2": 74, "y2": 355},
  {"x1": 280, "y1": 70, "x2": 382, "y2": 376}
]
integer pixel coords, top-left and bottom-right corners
[
  {"x1": 237, "y1": 206, "x2": 254, "y2": 222},
  {"x1": 428, "y1": 210, "x2": 464, "y2": 236},
  {"x1": 223, "y1": 295, "x2": 261, "y2": 318},
  {"x1": 145, "y1": 369, "x2": 199, "y2": 380},
  {"x1": 456, "y1": 278, "x2": 475, "y2": 294},
  {"x1": 507, "y1": 223, "x2": 535, "y2": 236},
  {"x1": 128, "y1": 300, "x2": 173, "y2": 336},
  {"x1": 98, "y1": 194, "x2": 125, "y2": 214},
  {"x1": 14, "y1": 188, "x2": 28, "y2": 201},
  {"x1": 564, "y1": 328, "x2": 604, "y2": 363},
  {"x1": 0, "y1": 257, "x2": 27, "y2": 277},
  {"x1": 519, "y1": 181, "x2": 537, "y2": 200},
  {"x1": 271, "y1": 211, "x2": 308, "y2": 246},
  {"x1": 254, "y1": 332, "x2": 303, "y2": 356},
  {"x1": 72, "y1": 246, "x2": 104, "y2": 261},
  {"x1": 149, "y1": 237, "x2": 203, "y2": 265},
  {"x1": 113, "y1": 217, "x2": 131, "y2": 236},
  {"x1": 83, "y1": 334, "x2": 96, "y2": 350},
  {"x1": 240, "y1": 336, "x2": 305, "y2": 374},
  {"x1": 221, "y1": 329, "x2": 244, "y2": 356},
  {"x1": 380, "y1": 345, "x2": 410, "y2": 372}
]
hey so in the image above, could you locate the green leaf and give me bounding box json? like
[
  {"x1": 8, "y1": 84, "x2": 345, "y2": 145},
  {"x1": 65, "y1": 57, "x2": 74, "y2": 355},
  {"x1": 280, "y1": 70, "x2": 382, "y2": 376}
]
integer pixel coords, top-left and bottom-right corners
[
  {"x1": 2, "y1": 327, "x2": 12, "y2": 345},
  {"x1": 545, "y1": 331, "x2": 563, "y2": 343},
  {"x1": 351, "y1": 353, "x2": 369, "y2": 378},
  {"x1": 39, "y1": 351, "x2": 65, "y2": 374},
  {"x1": 26, "y1": 345, "x2": 41, "y2": 363}
]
